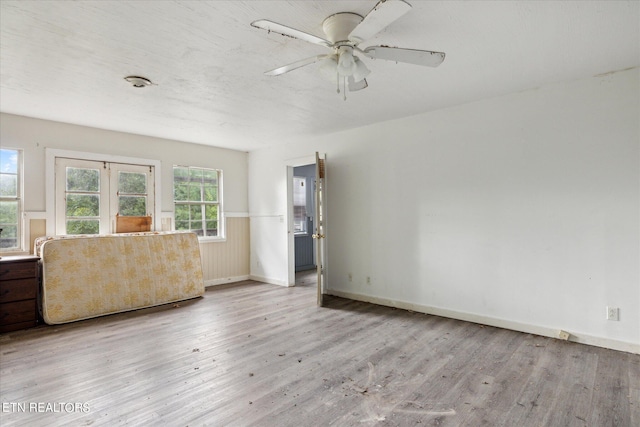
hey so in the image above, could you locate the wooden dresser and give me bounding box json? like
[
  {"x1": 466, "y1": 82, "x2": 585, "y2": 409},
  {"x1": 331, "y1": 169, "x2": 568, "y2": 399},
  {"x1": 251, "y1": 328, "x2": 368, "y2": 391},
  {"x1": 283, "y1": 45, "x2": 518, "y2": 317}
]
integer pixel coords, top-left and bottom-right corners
[{"x1": 0, "y1": 255, "x2": 40, "y2": 333}]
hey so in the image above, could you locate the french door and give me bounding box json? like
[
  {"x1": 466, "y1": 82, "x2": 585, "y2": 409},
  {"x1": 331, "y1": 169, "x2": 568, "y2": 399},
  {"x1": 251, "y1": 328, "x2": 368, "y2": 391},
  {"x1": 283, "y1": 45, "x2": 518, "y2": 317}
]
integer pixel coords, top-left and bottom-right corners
[{"x1": 55, "y1": 158, "x2": 154, "y2": 235}]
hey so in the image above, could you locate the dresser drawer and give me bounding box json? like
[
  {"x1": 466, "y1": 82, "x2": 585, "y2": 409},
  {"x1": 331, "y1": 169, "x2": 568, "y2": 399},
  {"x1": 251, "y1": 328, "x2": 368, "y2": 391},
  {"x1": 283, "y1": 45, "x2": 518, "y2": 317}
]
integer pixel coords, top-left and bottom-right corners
[
  {"x1": 0, "y1": 320, "x2": 38, "y2": 333},
  {"x1": 0, "y1": 300, "x2": 37, "y2": 325},
  {"x1": 0, "y1": 278, "x2": 37, "y2": 303},
  {"x1": 0, "y1": 261, "x2": 38, "y2": 280},
  {"x1": 0, "y1": 256, "x2": 40, "y2": 333}
]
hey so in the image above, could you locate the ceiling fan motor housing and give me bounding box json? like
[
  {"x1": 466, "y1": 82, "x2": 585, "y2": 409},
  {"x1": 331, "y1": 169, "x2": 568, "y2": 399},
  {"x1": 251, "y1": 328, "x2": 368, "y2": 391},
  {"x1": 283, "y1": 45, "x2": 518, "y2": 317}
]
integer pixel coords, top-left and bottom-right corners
[{"x1": 322, "y1": 12, "x2": 363, "y2": 45}]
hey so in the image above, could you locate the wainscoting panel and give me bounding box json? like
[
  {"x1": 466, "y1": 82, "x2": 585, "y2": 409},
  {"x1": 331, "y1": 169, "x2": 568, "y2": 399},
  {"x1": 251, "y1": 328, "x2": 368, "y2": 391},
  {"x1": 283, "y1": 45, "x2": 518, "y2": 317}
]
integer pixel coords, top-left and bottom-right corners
[
  {"x1": 200, "y1": 216, "x2": 250, "y2": 285},
  {"x1": 29, "y1": 218, "x2": 46, "y2": 254}
]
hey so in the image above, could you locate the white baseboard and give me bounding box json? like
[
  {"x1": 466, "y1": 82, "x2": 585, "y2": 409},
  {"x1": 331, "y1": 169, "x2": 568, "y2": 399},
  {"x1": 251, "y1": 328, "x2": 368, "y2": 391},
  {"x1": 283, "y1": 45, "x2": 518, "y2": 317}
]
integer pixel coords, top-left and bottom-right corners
[
  {"x1": 204, "y1": 275, "x2": 249, "y2": 287},
  {"x1": 249, "y1": 274, "x2": 289, "y2": 287},
  {"x1": 327, "y1": 289, "x2": 639, "y2": 355}
]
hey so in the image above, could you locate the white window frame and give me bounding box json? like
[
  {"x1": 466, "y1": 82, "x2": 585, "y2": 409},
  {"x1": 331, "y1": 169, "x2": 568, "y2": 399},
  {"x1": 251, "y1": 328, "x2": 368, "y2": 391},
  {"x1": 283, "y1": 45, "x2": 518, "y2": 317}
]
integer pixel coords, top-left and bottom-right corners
[
  {"x1": 55, "y1": 158, "x2": 110, "y2": 235},
  {"x1": 55, "y1": 158, "x2": 155, "y2": 235},
  {"x1": 109, "y1": 163, "x2": 154, "y2": 231},
  {"x1": 45, "y1": 149, "x2": 161, "y2": 236},
  {"x1": 0, "y1": 148, "x2": 24, "y2": 253},
  {"x1": 173, "y1": 165, "x2": 225, "y2": 241}
]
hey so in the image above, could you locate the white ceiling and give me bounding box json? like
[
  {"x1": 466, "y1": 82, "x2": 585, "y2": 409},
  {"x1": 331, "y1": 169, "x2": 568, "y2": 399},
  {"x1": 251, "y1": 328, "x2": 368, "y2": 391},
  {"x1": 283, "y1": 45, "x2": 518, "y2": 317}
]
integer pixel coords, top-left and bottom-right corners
[{"x1": 1, "y1": 1, "x2": 638, "y2": 152}]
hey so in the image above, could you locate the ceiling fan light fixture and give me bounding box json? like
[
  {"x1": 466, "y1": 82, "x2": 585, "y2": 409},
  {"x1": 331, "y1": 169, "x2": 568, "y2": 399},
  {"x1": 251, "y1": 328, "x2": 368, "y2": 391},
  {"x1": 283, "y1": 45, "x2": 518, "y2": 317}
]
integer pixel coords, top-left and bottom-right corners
[
  {"x1": 352, "y1": 56, "x2": 371, "y2": 82},
  {"x1": 318, "y1": 55, "x2": 339, "y2": 83},
  {"x1": 337, "y1": 48, "x2": 356, "y2": 76}
]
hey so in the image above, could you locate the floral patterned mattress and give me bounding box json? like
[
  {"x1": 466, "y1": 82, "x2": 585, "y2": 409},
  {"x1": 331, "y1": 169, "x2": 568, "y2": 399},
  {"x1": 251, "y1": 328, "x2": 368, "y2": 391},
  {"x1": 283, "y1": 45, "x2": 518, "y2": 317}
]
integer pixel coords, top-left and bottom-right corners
[{"x1": 35, "y1": 232, "x2": 205, "y2": 324}]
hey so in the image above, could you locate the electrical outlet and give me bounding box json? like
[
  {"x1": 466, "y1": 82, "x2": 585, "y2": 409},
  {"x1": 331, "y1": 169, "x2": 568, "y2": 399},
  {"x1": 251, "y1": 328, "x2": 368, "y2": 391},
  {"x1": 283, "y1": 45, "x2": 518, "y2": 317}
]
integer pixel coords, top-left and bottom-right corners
[
  {"x1": 348, "y1": 273, "x2": 352, "y2": 282},
  {"x1": 366, "y1": 276, "x2": 371, "y2": 284},
  {"x1": 606, "y1": 306, "x2": 619, "y2": 321}
]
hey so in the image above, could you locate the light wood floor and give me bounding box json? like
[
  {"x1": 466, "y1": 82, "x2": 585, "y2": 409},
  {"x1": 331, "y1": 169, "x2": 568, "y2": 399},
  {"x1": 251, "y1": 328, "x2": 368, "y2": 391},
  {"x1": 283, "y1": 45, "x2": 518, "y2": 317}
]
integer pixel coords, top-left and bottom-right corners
[{"x1": 1, "y1": 272, "x2": 638, "y2": 426}]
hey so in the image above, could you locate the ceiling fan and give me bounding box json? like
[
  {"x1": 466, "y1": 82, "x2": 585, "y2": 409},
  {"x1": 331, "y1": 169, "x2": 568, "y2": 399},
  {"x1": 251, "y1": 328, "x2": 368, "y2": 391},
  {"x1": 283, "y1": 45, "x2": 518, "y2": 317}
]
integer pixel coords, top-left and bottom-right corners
[{"x1": 251, "y1": 0, "x2": 445, "y2": 98}]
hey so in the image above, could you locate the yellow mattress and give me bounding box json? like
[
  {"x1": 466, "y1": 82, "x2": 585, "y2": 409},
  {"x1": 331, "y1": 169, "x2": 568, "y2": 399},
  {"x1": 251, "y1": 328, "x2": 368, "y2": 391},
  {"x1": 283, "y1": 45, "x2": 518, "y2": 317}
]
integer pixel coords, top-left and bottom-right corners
[{"x1": 36, "y1": 232, "x2": 204, "y2": 324}]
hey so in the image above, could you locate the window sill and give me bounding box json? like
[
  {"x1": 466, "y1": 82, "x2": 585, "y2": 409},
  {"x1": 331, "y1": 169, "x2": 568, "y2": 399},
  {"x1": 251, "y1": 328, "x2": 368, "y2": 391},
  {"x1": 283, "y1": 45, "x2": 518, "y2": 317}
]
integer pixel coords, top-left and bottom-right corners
[
  {"x1": 0, "y1": 250, "x2": 29, "y2": 257},
  {"x1": 197, "y1": 236, "x2": 227, "y2": 243}
]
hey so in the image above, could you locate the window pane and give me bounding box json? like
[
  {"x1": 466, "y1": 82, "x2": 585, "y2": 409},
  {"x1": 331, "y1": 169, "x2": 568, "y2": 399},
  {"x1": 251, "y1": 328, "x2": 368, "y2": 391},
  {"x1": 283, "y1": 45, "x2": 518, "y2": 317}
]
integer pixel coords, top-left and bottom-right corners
[
  {"x1": 175, "y1": 204, "x2": 189, "y2": 221},
  {"x1": 0, "y1": 199, "x2": 18, "y2": 221},
  {"x1": 190, "y1": 205, "x2": 202, "y2": 220},
  {"x1": 294, "y1": 205, "x2": 307, "y2": 233},
  {"x1": 66, "y1": 219, "x2": 99, "y2": 235},
  {"x1": 174, "y1": 167, "x2": 189, "y2": 181},
  {"x1": 0, "y1": 200, "x2": 18, "y2": 247},
  {"x1": 174, "y1": 184, "x2": 188, "y2": 201},
  {"x1": 0, "y1": 225, "x2": 18, "y2": 249},
  {"x1": 0, "y1": 149, "x2": 18, "y2": 174},
  {"x1": 67, "y1": 167, "x2": 100, "y2": 192},
  {"x1": 175, "y1": 220, "x2": 189, "y2": 231},
  {"x1": 204, "y1": 204, "x2": 218, "y2": 219},
  {"x1": 189, "y1": 168, "x2": 203, "y2": 181},
  {"x1": 205, "y1": 227, "x2": 217, "y2": 237},
  {"x1": 202, "y1": 169, "x2": 217, "y2": 185},
  {"x1": 66, "y1": 194, "x2": 99, "y2": 217},
  {"x1": 0, "y1": 174, "x2": 17, "y2": 197},
  {"x1": 203, "y1": 185, "x2": 217, "y2": 202},
  {"x1": 188, "y1": 185, "x2": 202, "y2": 202},
  {"x1": 119, "y1": 172, "x2": 146, "y2": 194},
  {"x1": 119, "y1": 196, "x2": 146, "y2": 216},
  {"x1": 293, "y1": 177, "x2": 306, "y2": 207}
]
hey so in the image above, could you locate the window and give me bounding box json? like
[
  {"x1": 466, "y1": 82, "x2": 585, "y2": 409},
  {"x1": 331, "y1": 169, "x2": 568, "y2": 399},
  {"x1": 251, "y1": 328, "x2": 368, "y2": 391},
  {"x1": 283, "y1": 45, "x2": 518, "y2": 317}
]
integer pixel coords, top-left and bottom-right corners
[
  {"x1": 55, "y1": 158, "x2": 154, "y2": 234},
  {"x1": 63, "y1": 164, "x2": 103, "y2": 234},
  {"x1": 173, "y1": 166, "x2": 222, "y2": 238},
  {"x1": 0, "y1": 148, "x2": 22, "y2": 251},
  {"x1": 293, "y1": 176, "x2": 307, "y2": 234}
]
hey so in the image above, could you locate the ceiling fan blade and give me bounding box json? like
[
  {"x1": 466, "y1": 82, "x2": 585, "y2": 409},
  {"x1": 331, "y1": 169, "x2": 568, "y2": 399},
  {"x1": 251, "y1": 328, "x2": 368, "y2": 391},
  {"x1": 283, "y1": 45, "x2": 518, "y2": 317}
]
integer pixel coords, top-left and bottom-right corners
[
  {"x1": 348, "y1": 77, "x2": 368, "y2": 92},
  {"x1": 265, "y1": 55, "x2": 329, "y2": 76},
  {"x1": 251, "y1": 20, "x2": 333, "y2": 48},
  {"x1": 348, "y1": 0, "x2": 412, "y2": 44},
  {"x1": 363, "y1": 46, "x2": 445, "y2": 67}
]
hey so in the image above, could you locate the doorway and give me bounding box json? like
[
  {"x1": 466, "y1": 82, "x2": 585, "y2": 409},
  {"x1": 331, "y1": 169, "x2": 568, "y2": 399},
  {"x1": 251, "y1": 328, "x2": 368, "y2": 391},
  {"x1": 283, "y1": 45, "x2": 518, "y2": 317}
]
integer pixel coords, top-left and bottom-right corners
[
  {"x1": 293, "y1": 164, "x2": 316, "y2": 272},
  {"x1": 286, "y1": 152, "x2": 327, "y2": 305}
]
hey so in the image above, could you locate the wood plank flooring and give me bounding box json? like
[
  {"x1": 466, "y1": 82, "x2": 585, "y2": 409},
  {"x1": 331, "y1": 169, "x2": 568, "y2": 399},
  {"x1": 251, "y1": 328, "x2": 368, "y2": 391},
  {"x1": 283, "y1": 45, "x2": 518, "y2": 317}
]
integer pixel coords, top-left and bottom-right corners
[{"x1": 1, "y1": 272, "x2": 638, "y2": 426}]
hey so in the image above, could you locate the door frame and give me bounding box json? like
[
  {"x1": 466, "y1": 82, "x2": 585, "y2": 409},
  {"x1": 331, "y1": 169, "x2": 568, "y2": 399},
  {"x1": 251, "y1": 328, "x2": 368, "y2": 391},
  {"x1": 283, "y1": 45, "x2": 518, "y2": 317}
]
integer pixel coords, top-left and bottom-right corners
[{"x1": 285, "y1": 154, "x2": 322, "y2": 287}]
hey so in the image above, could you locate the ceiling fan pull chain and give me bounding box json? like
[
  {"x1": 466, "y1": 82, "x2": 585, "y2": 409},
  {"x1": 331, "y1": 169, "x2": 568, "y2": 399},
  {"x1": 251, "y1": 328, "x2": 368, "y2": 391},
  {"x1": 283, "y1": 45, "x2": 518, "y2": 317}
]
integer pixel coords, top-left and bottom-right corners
[
  {"x1": 343, "y1": 76, "x2": 347, "y2": 101},
  {"x1": 336, "y1": 70, "x2": 340, "y2": 94}
]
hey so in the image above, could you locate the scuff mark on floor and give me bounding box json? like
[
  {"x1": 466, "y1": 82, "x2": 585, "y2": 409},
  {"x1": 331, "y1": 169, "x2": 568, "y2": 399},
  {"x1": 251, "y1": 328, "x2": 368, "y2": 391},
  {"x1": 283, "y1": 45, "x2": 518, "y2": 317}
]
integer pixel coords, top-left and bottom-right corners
[{"x1": 347, "y1": 361, "x2": 456, "y2": 424}]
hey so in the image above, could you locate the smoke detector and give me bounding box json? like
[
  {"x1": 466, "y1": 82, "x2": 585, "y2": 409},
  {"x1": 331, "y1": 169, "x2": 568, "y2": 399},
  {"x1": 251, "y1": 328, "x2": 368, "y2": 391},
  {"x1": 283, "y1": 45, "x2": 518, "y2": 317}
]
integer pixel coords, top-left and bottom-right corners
[{"x1": 124, "y1": 76, "x2": 153, "y2": 88}]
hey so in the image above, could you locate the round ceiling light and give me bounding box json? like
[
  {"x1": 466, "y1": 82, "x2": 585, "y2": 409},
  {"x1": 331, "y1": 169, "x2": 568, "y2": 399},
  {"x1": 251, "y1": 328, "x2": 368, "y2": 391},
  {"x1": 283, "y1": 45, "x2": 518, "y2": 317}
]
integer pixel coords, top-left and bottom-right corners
[{"x1": 124, "y1": 76, "x2": 152, "y2": 88}]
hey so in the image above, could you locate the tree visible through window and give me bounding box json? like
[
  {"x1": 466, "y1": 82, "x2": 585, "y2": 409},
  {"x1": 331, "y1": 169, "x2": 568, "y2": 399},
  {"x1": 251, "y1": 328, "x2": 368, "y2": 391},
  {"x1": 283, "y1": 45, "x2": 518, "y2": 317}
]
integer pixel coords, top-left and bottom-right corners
[
  {"x1": 0, "y1": 148, "x2": 21, "y2": 251},
  {"x1": 173, "y1": 166, "x2": 221, "y2": 238},
  {"x1": 118, "y1": 171, "x2": 148, "y2": 216},
  {"x1": 65, "y1": 166, "x2": 101, "y2": 234}
]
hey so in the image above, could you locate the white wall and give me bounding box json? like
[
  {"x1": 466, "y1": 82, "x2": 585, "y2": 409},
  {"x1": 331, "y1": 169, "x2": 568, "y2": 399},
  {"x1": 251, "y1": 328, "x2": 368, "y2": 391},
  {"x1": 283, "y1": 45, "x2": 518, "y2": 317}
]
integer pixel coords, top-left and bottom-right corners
[
  {"x1": 248, "y1": 68, "x2": 639, "y2": 353},
  {"x1": 0, "y1": 113, "x2": 248, "y2": 215}
]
